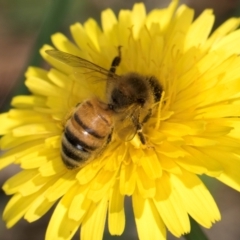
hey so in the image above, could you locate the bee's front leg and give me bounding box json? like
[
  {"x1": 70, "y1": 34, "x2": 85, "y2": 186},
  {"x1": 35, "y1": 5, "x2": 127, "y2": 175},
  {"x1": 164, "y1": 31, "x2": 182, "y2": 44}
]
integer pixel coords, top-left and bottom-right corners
[
  {"x1": 108, "y1": 46, "x2": 122, "y2": 76},
  {"x1": 132, "y1": 118, "x2": 146, "y2": 145}
]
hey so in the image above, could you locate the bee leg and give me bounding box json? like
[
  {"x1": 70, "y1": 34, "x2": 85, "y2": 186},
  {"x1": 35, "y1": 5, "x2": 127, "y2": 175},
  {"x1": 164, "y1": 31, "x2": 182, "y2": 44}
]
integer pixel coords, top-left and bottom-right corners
[
  {"x1": 137, "y1": 124, "x2": 155, "y2": 150},
  {"x1": 135, "y1": 111, "x2": 156, "y2": 149},
  {"x1": 142, "y1": 109, "x2": 152, "y2": 124},
  {"x1": 132, "y1": 109, "x2": 152, "y2": 145},
  {"x1": 132, "y1": 117, "x2": 146, "y2": 145},
  {"x1": 109, "y1": 46, "x2": 122, "y2": 76},
  {"x1": 137, "y1": 126, "x2": 146, "y2": 145},
  {"x1": 132, "y1": 114, "x2": 147, "y2": 145}
]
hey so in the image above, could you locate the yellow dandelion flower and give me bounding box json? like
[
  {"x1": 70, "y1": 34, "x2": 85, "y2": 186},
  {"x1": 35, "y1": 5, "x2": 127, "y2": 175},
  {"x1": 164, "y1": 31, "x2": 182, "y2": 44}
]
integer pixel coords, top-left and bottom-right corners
[{"x1": 1, "y1": 0, "x2": 240, "y2": 239}]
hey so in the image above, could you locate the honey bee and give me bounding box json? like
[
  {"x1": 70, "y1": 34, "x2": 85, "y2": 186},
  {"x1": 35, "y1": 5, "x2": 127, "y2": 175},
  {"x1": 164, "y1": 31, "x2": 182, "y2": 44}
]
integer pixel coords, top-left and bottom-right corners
[{"x1": 46, "y1": 47, "x2": 162, "y2": 169}]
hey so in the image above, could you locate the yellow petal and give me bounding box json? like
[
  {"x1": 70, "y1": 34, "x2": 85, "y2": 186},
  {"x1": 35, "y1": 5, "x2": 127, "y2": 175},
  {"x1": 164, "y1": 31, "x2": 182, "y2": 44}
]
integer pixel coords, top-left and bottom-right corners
[
  {"x1": 24, "y1": 177, "x2": 64, "y2": 222},
  {"x1": 81, "y1": 196, "x2": 108, "y2": 240},
  {"x1": 140, "y1": 149, "x2": 162, "y2": 179},
  {"x1": 201, "y1": 148, "x2": 240, "y2": 191},
  {"x1": 44, "y1": 171, "x2": 76, "y2": 202},
  {"x1": 11, "y1": 95, "x2": 46, "y2": 108},
  {"x1": 132, "y1": 192, "x2": 166, "y2": 240},
  {"x1": 131, "y1": 3, "x2": 146, "y2": 38},
  {"x1": 40, "y1": 45, "x2": 72, "y2": 75},
  {"x1": 170, "y1": 171, "x2": 221, "y2": 228},
  {"x1": 25, "y1": 76, "x2": 61, "y2": 97},
  {"x1": 51, "y1": 32, "x2": 82, "y2": 54},
  {"x1": 108, "y1": 180, "x2": 125, "y2": 235},
  {"x1": 156, "y1": 141, "x2": 186, "y2": 158},
  {"x1": 84, "y1": 18, "x2": 101, "y2": 51},
  {"x1": 157, "y1": 153, "x2": 183, "y2": 175},
  {"x1": 176, "y1": 146, "x2": 223, "y2": 177},
  {"x1": 0, "y1": 133, "x2": 45, "y2": 149},
  {"x1": 87, "y1": 170, "x2": 116, "y2": 202},
  {"x1": 3, "y1": 169, "x2": 37, "y2": 195},
  {"x1": 46, "y1": 184, "x2": 81, "y2": 240},
  {"x1": 25, "y1": 196, "x2": 55, "y2": 222},
  {"x1": 76, "y1": 162, "x2": 102, "y2": 185},
  {"x1": 146, "y1": 0, "x2": 179, "y2": 33},
  {"x1": 20, "y1": 152, "x2": 50, "y2": 169},
  {"x1": 3, "y1": 193, "x2": 41, "y2": 228},
  {"x1": 101, "y1": 8, "x2": 117, "y2": 33},
  {"x1": 196, "y1": 104, "x2": 240, "y2": 118},
  {"x1": 70, "y1": 23, "x2": 95, "y2": 60},
  {"x1": 0, "y1": 141, "x2": 45, "y2": 169},
  {"x1": 184, "y1": 10, "x2": 214, "y2": 51},
  {"x1": 205, "y1": 17, "x2": 240, "y2": 51},
  {"x1": 136, "y1": 167, "x2": 156, "y2": 198},
  {"x1": 25, "y1": 66, "x2": 48, "y2": 78},
  {"x1": 211, "y1": 28, "x2": 240, "y2": 54},
  {"x1": 39, "y1": 156, "x2": 65, "y2": 176},
  {"x1": 117, "y1": 9, "x2": 132, "y2": 47},
  {"x1": 12, "y1": 123, "x2": 58, "y2": 137},
  {"x1": 183, "y1": 136, "x2": 218, "y2": 147},
  {"x1": 119, "y1": 162, "x2": 137, "y2": 196},
  {"x1": 154, "y1": 173, "x2": 190, "y2": 237},
  {"x1": 0, "y1": 112, "x2": 23, "y2": 135},
  {"x1": 68, "y1": 185, "x2": 91, "y2": 221}
]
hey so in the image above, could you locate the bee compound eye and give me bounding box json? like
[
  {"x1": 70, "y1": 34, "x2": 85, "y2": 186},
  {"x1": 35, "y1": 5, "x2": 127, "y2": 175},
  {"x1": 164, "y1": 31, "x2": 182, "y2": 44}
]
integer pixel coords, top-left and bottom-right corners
[{"x1": 111, "y1": 89, "x2": 124, "y2": 106}]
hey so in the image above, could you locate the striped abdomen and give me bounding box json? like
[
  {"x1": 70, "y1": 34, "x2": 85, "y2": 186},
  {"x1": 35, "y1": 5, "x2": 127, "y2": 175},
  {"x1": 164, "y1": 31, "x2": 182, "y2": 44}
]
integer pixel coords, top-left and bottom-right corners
[{"x1": 61, "y1": 99, "x2": 113, "y2": 169}]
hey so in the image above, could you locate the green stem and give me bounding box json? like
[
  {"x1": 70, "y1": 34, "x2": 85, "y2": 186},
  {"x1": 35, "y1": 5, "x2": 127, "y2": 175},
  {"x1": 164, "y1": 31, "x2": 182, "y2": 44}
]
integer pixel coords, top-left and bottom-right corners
[
  {"x1": 29, "y1": 0, "x2": 71, "y2": 67},
  {"x1": 4, "y1": 0, "x2": 71, "y2": 111},
  {"x1": 184, "y1": 217, "x2": 209, "y2": 240}
]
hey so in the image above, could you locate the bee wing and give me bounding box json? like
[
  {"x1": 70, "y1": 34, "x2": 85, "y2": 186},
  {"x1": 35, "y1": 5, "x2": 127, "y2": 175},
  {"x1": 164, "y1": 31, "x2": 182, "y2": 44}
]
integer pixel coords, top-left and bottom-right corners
[
  {"x1": 117, "y1": 123, "x2": 137, "y2": 142},
  {"x1": 116, "y1": 106, "x2": 140, "y2": 142},
  {"x1": 45, "y1": 49, "x2": 119, "y2": 81}
]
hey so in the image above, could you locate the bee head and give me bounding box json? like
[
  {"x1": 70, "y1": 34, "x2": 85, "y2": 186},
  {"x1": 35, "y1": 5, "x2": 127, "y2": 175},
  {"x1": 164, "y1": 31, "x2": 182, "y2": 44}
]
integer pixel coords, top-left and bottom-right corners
[
  {"x1": 110, "y1": 88, "x2": 133, "y2": 111},
  {"x1": 108, "y1": 73, "x2": 150, "y2": 112}
]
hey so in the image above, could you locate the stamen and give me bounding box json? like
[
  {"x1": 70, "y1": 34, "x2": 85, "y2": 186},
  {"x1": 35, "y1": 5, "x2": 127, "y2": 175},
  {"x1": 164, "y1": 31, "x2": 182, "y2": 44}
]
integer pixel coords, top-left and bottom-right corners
[{"x1": 155, "y1": 91, "x2": 165, "y2": 130}]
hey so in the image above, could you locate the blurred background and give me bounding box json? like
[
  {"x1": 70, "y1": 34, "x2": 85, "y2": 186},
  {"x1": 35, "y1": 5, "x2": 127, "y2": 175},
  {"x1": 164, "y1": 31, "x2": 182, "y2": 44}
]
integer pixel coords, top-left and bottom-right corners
[{"x1": 1, "y1": 0, "x2": 240, "y2": 239}]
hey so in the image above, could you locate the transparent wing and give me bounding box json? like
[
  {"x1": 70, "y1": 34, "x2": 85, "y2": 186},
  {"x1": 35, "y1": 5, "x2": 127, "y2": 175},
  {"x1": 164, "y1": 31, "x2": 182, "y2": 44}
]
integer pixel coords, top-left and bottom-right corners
[
  {"x1": 116, "y1": 105, "x2": 141, "y2": 142},
  {"x1": 45, "y1": 49, "x2": 119, "y2": 81}
]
